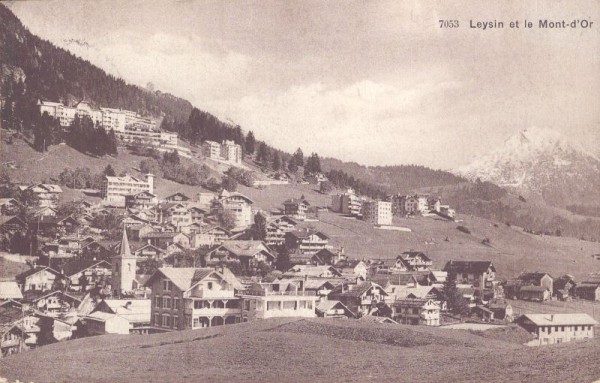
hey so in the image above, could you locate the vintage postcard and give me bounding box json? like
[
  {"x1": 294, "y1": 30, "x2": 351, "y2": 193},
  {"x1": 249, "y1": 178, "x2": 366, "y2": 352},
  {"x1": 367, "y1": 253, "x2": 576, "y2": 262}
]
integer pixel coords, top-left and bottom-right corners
[{"x1": 0, "y1": 1, "x2": 598, "y2": 382}]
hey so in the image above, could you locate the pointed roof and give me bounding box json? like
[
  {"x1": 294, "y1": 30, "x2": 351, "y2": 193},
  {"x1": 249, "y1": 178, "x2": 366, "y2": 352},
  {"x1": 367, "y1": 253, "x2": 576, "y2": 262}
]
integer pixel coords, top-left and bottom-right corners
[{"x1": 116, "y1": 228, "x2": 134, "y2": 258}]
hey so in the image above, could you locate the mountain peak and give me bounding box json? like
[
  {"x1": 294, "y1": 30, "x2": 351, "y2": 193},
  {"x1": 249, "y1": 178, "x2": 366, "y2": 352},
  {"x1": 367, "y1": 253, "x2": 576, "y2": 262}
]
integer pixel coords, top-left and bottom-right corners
[{"x1": 455, "y1": 127, "x2": 600, "y2": 207}]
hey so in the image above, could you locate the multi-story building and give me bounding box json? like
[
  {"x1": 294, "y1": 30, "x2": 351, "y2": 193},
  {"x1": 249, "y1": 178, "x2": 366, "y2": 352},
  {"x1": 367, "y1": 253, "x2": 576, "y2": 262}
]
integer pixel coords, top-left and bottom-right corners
[
  {"x1": 401, "y1": 251, "x2": 433, "y2": 271},
  {"x1": 18, "y1": 184, "x2": 63, "y2": 208},
  {"x1": 239, "y1": 281, "x2": 318, "y2": 321},
  {"x1": 125, "y1": 191, "x2": 158, "y2": 210},
  {"x1": 212, "y1": 190, "x2": 253, "y2": 231},
  {"x1": 517, "y1": 313, "x2": 598, "y2": 346},
  {"x1": 205, "y1": 240, "x2": 276, "y2": 271},
  {"x1": 361, "y1": 200, "x2": 392, "y2": 225},
  {"x1": 265, "y1": 216, "x2": 298, "y2": 247},
  {"x1": 201, "y1": 140, "x2": 221, "y2": 159},
  {"x1": 282, "y1": 198, "x2": 310, "y2": 220},
  {"x1": 101, "y1": 174, "x2": 154, "y2": 205},
  {"x1": 392, "y1": 298, "x2": 441, "y2": 326},
  {"x1": 443, "y1": 260, "x2": 497, "y2": 301},
  {"x1": 156, "y1": 202, "x2": 192, "y2": 230},
  {"x1": 403, "y1": 194, "x2": 430, "y2": 215},
  {"x1": 285, "y1": 229, "x2": 329, "y2": 255},
  {"x1": 146, "y1": 267, "x2": 242, "y2": 330},
  {"x1": 331, "y1": 189, "x2": 362, "y2": 216},
  {"x1": 220, "y1": 140, "x2": 242, "y2": 164}
]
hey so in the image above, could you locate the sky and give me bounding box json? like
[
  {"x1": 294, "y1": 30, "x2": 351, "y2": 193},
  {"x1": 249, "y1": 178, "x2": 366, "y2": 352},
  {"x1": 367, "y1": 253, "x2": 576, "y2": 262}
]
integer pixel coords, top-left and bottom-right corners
[{"x1": 7, "y1": 0, "x2": 600, "y2": 169}]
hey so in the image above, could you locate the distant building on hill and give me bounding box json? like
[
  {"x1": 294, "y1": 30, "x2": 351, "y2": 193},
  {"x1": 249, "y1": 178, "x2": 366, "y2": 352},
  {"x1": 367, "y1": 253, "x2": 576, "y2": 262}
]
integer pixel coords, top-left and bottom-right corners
[
  {"x1": 201, "y1": 140, "x2": 242, "y2": 164},
  {"x1": 517, "y1": 313, "x2": 598, "y2": 346},
  {"x1": 101, "y1": 174, "x2": 154, "y2": 205},
  {"x1": 361, "y1": 200, "x2": 392, "y2": 225},
  {"x1": 331, "y1": 189, "x2": 363, "y2": 216}
]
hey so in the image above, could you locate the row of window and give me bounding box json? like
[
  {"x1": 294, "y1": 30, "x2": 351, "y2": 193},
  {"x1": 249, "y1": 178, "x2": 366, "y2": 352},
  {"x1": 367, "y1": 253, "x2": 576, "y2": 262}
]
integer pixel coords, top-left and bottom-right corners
[
  {"x1": 154, "y1": 295, "x2": 180, "y2": 310},
  {"x1": 154, "y1": 313, "x2": 178, "y2": 329},
  {"x1": 541, "y1": 325, "x2": 593, "y2": 334}
]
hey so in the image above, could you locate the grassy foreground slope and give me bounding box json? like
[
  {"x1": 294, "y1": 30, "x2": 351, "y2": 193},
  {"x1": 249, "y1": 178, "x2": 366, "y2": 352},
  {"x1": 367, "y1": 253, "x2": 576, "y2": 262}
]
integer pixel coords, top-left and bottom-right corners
[{"x1": 0, "y1": 318, "x2": 598, "y2": 383}]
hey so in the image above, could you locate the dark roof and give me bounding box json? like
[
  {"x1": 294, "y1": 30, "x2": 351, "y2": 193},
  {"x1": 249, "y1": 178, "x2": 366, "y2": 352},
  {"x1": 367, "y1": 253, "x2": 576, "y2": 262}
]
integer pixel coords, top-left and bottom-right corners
[
  {"x1": 443, "y1": 261, "x2": 495, "y2": 274},
  {"x1": 287, "y1": 229, "x2": 329, "y2": 240},
  {"x1": 330, "y1": 281, "x2": 386, "y2": 298},
  {"x1": 401, "y1": 251, "x2": 432, "y2": 262},
  {"x1": 53, "y1": 259, "x2": 111, "y2": 277},
  {"x1": 517, "y1": 272, "x2": 553, "y2": 284}
]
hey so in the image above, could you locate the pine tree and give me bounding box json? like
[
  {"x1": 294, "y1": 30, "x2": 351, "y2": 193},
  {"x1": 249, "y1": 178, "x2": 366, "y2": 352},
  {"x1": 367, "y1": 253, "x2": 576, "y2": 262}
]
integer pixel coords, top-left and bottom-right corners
[
  {"x1": 245, "y1": 131, "x2": 256, "y2": 155},
  {"x1": 103, "y1": 165, "x2": 116, "y2": 177},
  {"x1": 294, "y1": 148, "x2": 304, "y2": 167},
  {"x1": 272, "y1": 152, "x2": 281, "y2": 171},
  {"x1": 287, "y1": 157, "x2": 298, "y2": 173}
]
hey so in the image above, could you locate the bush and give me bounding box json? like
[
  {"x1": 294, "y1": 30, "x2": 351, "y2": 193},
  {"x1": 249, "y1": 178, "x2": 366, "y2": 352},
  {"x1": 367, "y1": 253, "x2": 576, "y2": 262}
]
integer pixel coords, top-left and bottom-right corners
[{"x1": 456, "y1": 225, "x2": 471, "y2": 234}]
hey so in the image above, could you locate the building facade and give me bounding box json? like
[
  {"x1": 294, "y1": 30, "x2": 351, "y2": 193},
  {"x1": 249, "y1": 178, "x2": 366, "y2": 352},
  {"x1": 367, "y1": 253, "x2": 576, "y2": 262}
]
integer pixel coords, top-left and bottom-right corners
[
  {"x1": 361, "y1": 200, "x2": 392, "y2": 225},
  {"x1": 101, "y1": 174, "x2": 154, "y2": 205}
]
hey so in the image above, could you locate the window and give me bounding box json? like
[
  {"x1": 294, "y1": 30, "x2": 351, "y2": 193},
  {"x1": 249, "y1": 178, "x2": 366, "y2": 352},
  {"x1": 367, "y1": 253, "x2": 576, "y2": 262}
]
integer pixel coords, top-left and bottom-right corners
[
  {"x1": 307, "y1": 300, "x2": 313, "y2": 310},
  {"x1": 163, "y1": 296, "x2": 171, "y2": 309},
  {"x1": 162, "y1": 314, "x2": 171, "y2": 327},
  {"x1": 207, "y1": 282, "x2": 213, "y2": 290},
  {"x1": 172, "y1": 316, "x2": 178, "y2": 329},
  {"x1": 154, "y1": 296, "x2": 161, "y2": 308},
  {"x1": 154, "y1": 314, "x2": 160, "y2": 326},
  {"x1": 193, "y1": 317, "x2": 199, "y2": 328},
  {"x1": 174, "y1": 298, "x2": 179, "y2": 310},
  {"x1": 163, "y1": 280, "x2": 171, "y2": 291}
]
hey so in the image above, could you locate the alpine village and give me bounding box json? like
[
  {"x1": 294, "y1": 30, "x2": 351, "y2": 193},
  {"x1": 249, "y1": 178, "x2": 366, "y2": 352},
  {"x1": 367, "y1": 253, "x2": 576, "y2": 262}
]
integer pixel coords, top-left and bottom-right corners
[{"x1": 0, "y1": 3, "x2": 599, "y2": 383}]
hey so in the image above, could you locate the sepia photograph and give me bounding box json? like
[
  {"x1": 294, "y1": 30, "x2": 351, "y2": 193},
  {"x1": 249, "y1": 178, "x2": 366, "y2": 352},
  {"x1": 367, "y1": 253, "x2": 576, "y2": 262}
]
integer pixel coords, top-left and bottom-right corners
[{"x1": 0, "y1": 0, "x2": 599, "y2": 382}]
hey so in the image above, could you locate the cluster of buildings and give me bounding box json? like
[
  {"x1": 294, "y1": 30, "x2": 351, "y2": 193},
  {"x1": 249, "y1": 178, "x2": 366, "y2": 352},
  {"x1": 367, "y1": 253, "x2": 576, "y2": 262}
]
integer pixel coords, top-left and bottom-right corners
[
  {"x1": 330, "y1": 189, "x2": 452, "y2": 226},
  {"x1": 201, "y1": 140, "x2": 242, "y2": 165},
  {"x1": 37, "y1": 100, "x2": 191, "y2": 158}
]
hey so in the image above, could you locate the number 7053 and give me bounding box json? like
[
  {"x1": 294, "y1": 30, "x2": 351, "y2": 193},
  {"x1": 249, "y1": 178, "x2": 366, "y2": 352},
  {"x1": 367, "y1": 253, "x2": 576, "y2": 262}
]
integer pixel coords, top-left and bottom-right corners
[{"x1": 439, "y1": 20, "x2": 459, "y2": 28}]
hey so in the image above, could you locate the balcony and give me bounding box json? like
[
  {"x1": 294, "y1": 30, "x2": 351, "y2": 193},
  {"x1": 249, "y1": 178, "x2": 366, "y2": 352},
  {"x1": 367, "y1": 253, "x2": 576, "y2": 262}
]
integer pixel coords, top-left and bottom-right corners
[{"x1": 242, "y1": 290, "x2": 316, "y2": 297}]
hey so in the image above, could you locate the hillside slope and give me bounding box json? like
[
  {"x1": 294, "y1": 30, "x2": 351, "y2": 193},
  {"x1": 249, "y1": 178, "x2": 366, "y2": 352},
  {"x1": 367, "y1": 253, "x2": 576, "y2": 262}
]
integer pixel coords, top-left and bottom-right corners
[{"x1": 1, "y1": 318, "x2": 598, "y2": 383}]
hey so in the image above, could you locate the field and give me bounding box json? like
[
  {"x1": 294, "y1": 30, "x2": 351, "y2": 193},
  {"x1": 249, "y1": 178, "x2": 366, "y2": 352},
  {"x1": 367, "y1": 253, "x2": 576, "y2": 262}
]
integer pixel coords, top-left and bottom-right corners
[{"x1": 0, "y1": 318, "x2": 598, "y2": 383}]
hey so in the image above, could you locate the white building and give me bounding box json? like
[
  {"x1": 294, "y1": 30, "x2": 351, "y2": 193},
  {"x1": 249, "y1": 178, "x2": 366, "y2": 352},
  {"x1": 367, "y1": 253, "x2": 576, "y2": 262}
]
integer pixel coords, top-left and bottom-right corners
[
  {"x1": 362, "y1": 200, "x2": 392, "y2": 225},
  {"x1": 331, "y1": 189, "x2": 363, "y2": 216},
  {"x1": 101, "y1": 174, "x2": 154, "y2": 205},
  {"x1": 517, "y1": 313, "x2": 598, "y2": 346},
  {"x1": 240, "y1": 281, "x2": 318, "y2": 321},
  {"x1": 202, "y1": 141, "x2": 221, "y2": 159},
  {"x1": 212, "y1": 190, "x2": 253, "y2": 231},
  {"x1": 220, "y1": 140, "x2": 242, "y2": 164}
]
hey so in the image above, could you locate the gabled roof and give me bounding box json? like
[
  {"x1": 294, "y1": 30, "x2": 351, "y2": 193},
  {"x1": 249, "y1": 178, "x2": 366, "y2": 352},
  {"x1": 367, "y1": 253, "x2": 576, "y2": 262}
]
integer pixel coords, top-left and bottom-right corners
[
  {"x1": 401, "y1": 251, "x2": 432, "y2": 262},
  {"x1": 331, "y1": 281, "x2": 387, "y2": 298},
  {"x1": 517, "y1": 272, "x2": 553, "y2": 284},
  {"x1": 165, "y1": 192, "x2": 190, "y2": 201},
  {"x1": 60, "y1": 260, "x2": 112, "y2": 277},
  {"x1": 284, "y1": 265, "x2": 342, "y2": 278},
  {"x1": 218, "y1": 240, "x2": 274, "y2": 259},
  {"x1": 16, "y1": 266, "x2": 63, "y2": 281},
  {"x1": 521, "y1": 313, "x2": 598, "y2": 326},
  {"x1": 94, "y1": 299, "x2": 151, "y2": 323},
  {"x1": 287, "y1": 229, "x2": 329, "y2": 240},
  {"x1": 283, "y1": 198, "x2": 310, "y2": 206},
  {"x1": 145, "y1": 268, "x2": 228, "y2": 292},
  {"x1": 443, "y1": 260, "x2": 495, "y2": 274},
  {"x1": 315, "y1": 300, "x2": 355, "y2": 317},
  {"x1": 0, "y1": 215, "x2": 27, "y2": 227},
  {"x1": 0, "y1": 280, "x2": 23, "y2": 300},
  {"x1": 357, "y1": 316, "x2": 398, "y2": 324}
]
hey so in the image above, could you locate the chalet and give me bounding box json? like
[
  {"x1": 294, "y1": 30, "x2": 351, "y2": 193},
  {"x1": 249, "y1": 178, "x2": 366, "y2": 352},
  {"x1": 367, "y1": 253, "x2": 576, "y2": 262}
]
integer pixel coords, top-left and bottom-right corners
[
  {"x1": 285, "y1": 229, "x2": 329, "y2": 255},
  {"x1": 518, "y1": 272, "x2": 554, "y2": 295},
  {"x1": 299, "y1": 279, "x2": 339, "y2": 300},
  {"x1": 146, "y1": 267, "x2": 241, "y2": 329},
  {"x1": 282, "y1": 265, "x2": 342, "y2": 279},
  {"x1": 357, "y1": 316, "x2": 398, "y2": 325},
  {"x1": 206, "y1": 240, "x2": 275, "y2": 270},
  {"x1": 289, "y1": 251, "x2": 331, "y2": 267},
  {"x1": 265, "y1": 215, "x2": 298, "y2": 246},
  {"x1": 187, "y1": 206, "x2": 208, "y2": 224},
  {"x1": 211, "y1": 190, "x2": 253, "y2": 230},
  {"x1": 141, "y1": 231, "x2": 190, "y2": 249},
  {"x1": 16, "y1": 267, "x2": 64, "y2": 293},
  {"x1": 575, "y1": 274, "x2": 600, "y2": 301},
  {"x1": 32, "y1": 206, "x2": 58, "y2": 218},
  {"x1": 0, "y1": 280, "x2": 23, "y2": 301},
  {"x1": 36, "y1": 314, "x2": 75, "y2": 345},
  {"x1": 488, "y1": 299, "x2": 514, "y2": 322},
  {"x1": 517, "y1": 313, "x2": 598, "y2": 346},
  {"x1": 165, "y1": 192, "x2": 191, "y2": 203},
  {"x1": 239, "y1": 281, "x2": 318, "y2": 321},
  {"x1": 23, "y1": 290, "x2": 81, "y2": 314},
  {"x1": 127, "y1": 224, "x2": 155, "y2": 241},
  {"x1": 0, "y1": 323, "x2": 28, "y2": 357},
  {"x1": 329, "y1": 281, "x2": 388, "y2": 316},
  {"x1": 337, "y1": 260, "x2": 368, "y2": 280},
  {"x1": 553, "y1": 275, "x2": 576, "y2": 301},
  {"x1": 401, "y1": 251, "x2": 433, "y2": 271},
  {"x1": 519, "y1": 286, "x2": 551, "y2": 302},
  {"x1": 0, "y1": 216, "x2": 27, "y2": 235},
  {"x1": 192, "y1": 226, "x2": 230, "y2": 248},
  {"x1": 393, "y1": 298, "x2": 441, "y2": 326},
  {"x1": 125, "y1": 191, "x2": 158, "y2": 210},
  {"x1": 83, "y1": 312, "x2": 131, "y2": 335},
  {"x1": 0, "y1": 198, "x2": 22, "y2": 215},
  {"x1": 63, "y1": 260, "x2": 112, "y2": 291},
  {"x1": 180, "y1": 222, "x2": 205, "y2": 237},
  {"x1": 91, "y1": 299, "x2": 151, "y2": 334},
  {"x1": 18, "y1": 184, "x2": 63, "y2": 208},
  {"x1": 156, "y1": 202, "x2": 191, "y2": 229},
  {"x1": 443, "y1": 260, "x2": 496, "y2": 295},
  {"x1": 316, "y1": 300, "x2": 355, "y2": 319},
  {"x1": 133, "y1": 243, "x2": 165, "y2": 261},
  {"x1": 282, "y1": 198, "x2": 310, "y2": 220}
]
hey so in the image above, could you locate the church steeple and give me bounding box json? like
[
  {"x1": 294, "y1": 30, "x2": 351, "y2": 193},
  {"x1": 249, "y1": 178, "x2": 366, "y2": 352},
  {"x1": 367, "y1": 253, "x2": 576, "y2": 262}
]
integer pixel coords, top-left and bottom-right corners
[
  {"x1": 118, "y1": 225, "x2": 133, "y2": 258},
  {"x1": 112, "y1": 225, "x2": 137, "y2": 295}
]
